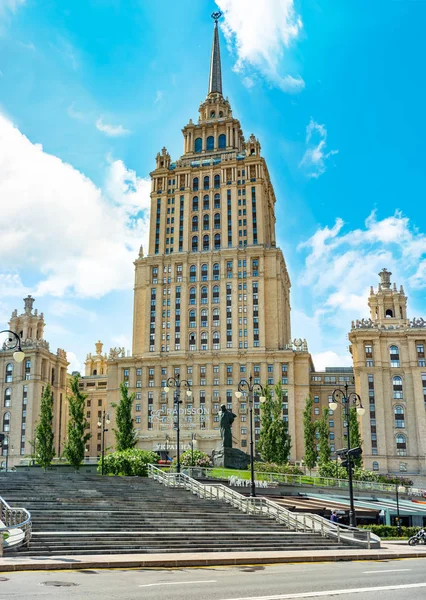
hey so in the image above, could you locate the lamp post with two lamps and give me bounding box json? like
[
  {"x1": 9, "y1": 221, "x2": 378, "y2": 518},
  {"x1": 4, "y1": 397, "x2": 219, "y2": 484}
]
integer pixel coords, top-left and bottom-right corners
[
  {"x1": 235, "y1": 376, "x2": 266, "y2": 498},
  {"x1": 98, "y1": 410, "x2": 110, "y2": 475},
  {"x1": 163, "y1": 374, "x2": 192, "y2": 474},
  {"x1": 328, "y1": 383, "x2": 365, "y2": 528}
]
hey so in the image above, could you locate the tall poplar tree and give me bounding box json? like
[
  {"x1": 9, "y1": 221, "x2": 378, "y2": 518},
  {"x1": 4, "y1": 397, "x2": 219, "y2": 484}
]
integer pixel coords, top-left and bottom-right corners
[
  {"x1": 318, "y1": 406, "x2": 331, "y2": 468},
  {"x1": 64, "y1": 374, "x2": 91, "y2": 470},
  {"x1": 349, "y1": 406, "x2": 363, "y2": 468},
  {"x1": 258, "y1": 384, "x2": 291, "y2": 464},
  {"x1": 302, "y1": 396, "x2": 317, "y2": 472},
  {"x1": 35, "y1": 383, "x2": 55, "y2": 470},
  {"x1": 112, "y1": 383, "x2": 137, "y2": 451}
]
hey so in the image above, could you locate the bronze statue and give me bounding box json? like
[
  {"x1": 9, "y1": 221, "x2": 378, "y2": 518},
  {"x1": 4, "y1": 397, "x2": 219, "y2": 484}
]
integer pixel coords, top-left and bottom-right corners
[{"x1": 220, "y1": 404, "x2": 236, "y2": 448}]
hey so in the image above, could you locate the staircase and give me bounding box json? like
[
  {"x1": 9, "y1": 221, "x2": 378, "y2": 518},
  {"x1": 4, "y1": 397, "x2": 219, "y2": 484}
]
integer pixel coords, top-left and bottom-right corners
[{"x1": 0, "y1": 472, "x2": 349, "y2": 556}]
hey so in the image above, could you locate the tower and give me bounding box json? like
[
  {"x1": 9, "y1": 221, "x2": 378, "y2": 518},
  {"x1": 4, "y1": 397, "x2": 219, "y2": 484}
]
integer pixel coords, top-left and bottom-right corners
[
  {"x1": 107, "y1": 14, "x2": 311, "y2": 459},
  {"x1": 349, "y1": 269, "x2": 426, "y2": 475}
]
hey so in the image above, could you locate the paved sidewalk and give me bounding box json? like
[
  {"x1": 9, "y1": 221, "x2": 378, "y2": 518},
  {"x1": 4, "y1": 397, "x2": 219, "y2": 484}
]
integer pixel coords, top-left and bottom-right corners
[{"x1": 1, "y1": 542, "x2": 426, "y2": 572}]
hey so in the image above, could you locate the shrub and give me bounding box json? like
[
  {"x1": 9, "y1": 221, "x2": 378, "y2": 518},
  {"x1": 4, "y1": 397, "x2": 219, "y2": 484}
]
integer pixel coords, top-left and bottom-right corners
[
  {"x1": 253, "y1": 461, "x2": 303, "y2": 475},
  {"x1": 359, "y1": 525, "x2": 419, "y2": 538},
  {"x1": 99, "y1": 449, "x2": 159, "y2": 477},
  {"x1": 179, "y1": 449, "x2": 211, "y2": 467}
]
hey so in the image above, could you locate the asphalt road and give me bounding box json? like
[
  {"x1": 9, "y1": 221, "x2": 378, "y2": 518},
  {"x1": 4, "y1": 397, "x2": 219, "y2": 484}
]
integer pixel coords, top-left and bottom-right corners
[{"x1": 1, "y1": 558, "x2": 426, "y2": 600}]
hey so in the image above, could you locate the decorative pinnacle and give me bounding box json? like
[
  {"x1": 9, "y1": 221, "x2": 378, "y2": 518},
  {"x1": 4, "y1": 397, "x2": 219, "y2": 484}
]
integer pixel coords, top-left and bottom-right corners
[{"x1": 211, "y1": 10, "x2": 223, "y2": 23}]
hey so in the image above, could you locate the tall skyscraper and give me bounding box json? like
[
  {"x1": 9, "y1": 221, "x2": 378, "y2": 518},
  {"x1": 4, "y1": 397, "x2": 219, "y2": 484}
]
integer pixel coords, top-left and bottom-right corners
[{"x1": 106, "y1": 15, "x2": 312, "y2": 458}]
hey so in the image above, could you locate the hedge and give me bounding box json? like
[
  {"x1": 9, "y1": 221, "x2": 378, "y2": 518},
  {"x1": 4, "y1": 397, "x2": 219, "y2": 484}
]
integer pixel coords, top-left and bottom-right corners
[{"x1": 359, "y1": 525, "x2": 419, "y2": 538}]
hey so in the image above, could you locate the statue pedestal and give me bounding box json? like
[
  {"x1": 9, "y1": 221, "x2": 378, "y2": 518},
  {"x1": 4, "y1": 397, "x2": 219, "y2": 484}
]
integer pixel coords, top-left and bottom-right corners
[{"x1": 212, "y1": 448, "x2": 250, "y2": 470}]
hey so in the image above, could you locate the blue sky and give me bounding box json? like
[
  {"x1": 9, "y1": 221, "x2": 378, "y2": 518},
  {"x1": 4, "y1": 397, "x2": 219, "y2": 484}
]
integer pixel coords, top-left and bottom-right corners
[{"x1": 1, "y1": 0, "x2": 425, "y2": 372}]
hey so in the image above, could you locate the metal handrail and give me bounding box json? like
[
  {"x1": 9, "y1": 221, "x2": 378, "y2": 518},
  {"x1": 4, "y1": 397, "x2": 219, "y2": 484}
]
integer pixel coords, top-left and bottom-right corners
[
  {"x1": 147, "y1": 464, "x2": 376, "y2": 549},
  {"x1": 0, "y1": 495, "x2": 32, "y2": 549}
]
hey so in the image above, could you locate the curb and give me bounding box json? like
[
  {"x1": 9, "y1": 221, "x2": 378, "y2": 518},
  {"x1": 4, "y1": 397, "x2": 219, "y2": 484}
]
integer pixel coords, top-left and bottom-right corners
[{"x1": 1, "y1": 551, "x2": 426, "y2": 572}]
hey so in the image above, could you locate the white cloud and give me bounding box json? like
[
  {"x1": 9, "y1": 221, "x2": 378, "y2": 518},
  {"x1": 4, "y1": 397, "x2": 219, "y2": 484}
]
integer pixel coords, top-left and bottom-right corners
[
  {"x1": 0, "y1": 0, "x2": 26, "y2": 17},
  {"x1": 299, "y1": 118, "x2": 338, "y2": 178},
  {"x1": 67, "y1": 103, "x2": 86, "y2": 122},
  {"x1": 296, "y1": 210, "x2": 426, "y2": 369},
  {"x1": 312, "y1": 351, "x2": 352, "y2": 372},
  {"x1": 66, "y1": 351, "x2": 82, "y2": 375},
  {"x1": 95, "y1": 117, "x2": 130, "y2": 137},
  {"x1": 0, "y1": 273, "x2": 29, "y2": 297},
  {"x1": 154, "y1": 90, "x2": 164, "y2": 104},
  {"x1": 216, "y1": 0, "x2": 304, "y2": 93},
  {"x1": 111, "y1": 334, "x2": 131, "y2": 351},
  {"x1": 48, "y1": 300, "x2": 97, "y2": 323},
  {"x1": 0, "y1": 113, "x2": 150, "y2": 298}
]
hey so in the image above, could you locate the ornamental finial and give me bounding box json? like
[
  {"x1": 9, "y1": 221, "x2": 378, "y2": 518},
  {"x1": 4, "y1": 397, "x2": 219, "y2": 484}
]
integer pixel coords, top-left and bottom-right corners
[{"x1": 211, "y1": 10, "x2": 223, "y2": 24}]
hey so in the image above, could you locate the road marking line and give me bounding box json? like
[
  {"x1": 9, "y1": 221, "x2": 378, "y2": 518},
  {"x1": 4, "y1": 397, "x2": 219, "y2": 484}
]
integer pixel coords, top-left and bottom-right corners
[
  {"x1": 139, "y1": 579, "x2": 217, "y2": 587},
  {"x1": 363, "y1": 569, "x2": 412, "y2": 573},
  {"x1": 220, "y1": 582, "x2": 426, "y2": 600}
]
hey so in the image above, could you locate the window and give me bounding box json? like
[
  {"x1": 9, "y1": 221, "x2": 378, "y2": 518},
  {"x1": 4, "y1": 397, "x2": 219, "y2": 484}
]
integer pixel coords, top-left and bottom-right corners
[
  {"x1": 214, "y1": 193, "x2": 220, "y2": 209},
  {"x1": 394, "y1": 405, "x2": 405, "y2": 428},
  {"x1": 189, "y1": 287, "x2": 196, "y2": 305},
  {"x1": 213, "y1": 263, "x2": 220, "y2": 280},
  {"x1": 372, "y1": 461, "x2": 379, "y2": 471},
  {"x1": 390, "y1": 345, "x2": 400, "y2": 367},
  {"x1": 192, "y1": 215, "x2": 199, "y2": 231},
  {"x1": 203, "y1": 235, "x2": 210, "y2": 251},
  {"x1": 214, "y1": 213, "x2": 221, "y2": 229},
  {"x1": 213, "y1": 308, "x2": 220, "y2": 325},
  {"x1": 201, "y1": 331, "x2": 208, "y2": 350},
  {"x1": 201, "y1": 286, "x2": 208, "y2": 304},
  {"x1": 218, "y1": 133, "x2": 226, "y2": 149},
  {"x1": 194, "y1": 138, "x2": 202, "y2": 153},
  {"x1": 203, "y1": 195, "x2": 210, "y2": 210},
  {"x1": 4, "y1": 388, "x2": 11, "y2": 408},
  {"x1": 396, "y1": 433, "x2": 407, "y2": 456},
  {"x1": 206, "y1": 137, "x2": 214, "y2": 151},
  {"x1": 5, "y1": 363, "x2": 12, "y2": 383},
  {"x1": 201, "y1": 264, "x2": 208, "y2": 281},
  {"x1": 189, "y1": 333, "x2": 196, "y2": 351},
  {"x1": 189, "y1": 310, "x2": 196, "y2": 328},
  {"x1": 190, "y1": 265, "x2": 197, "y2": 282},
  {"x1": 203, "y1": 214, "x2": 210, "y2": 230},
  {"x1": 2, "y1": 411, "x2": 10, "y2": 432},
  {"x1": 192, "y1": 195, "x2": 199, "y2": 211},
  {"x1": 200, "y1": 309, "x2": 208, "y2": 327},
  {"x1": 214, "y1": 234, "x2": 221, "y2": 249},
  {"x1": 214, "y1": 175, "x2": 220, "y2": 190},
  {"x1": 192, "y1": 236, "x2": 198, "y2": 252},
  {"x1": 393, "y1": 376, "x2": 403, "y2": 399},
  {"x1": 213, "y1": 331, "x2": 220, "y2": 350}
]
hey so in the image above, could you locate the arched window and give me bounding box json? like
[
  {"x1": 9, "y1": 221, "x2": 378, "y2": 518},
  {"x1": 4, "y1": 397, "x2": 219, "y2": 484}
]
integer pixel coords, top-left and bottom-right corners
[
  {"x1": 394, "y1": 405, "x2": 405, "y2": 428},
  {"x1": 218, "y1": 133, "x2": 226, "y2": 149},
  {"x1": 386, "y1": 309, "x2": 394, "y2": 318},
  {"x1": 3, "y1": 411, "x2": 10, "y2": 433},
  {"x1": 396, "y1": 434, "x2": 407, "y2": 456},
  {"x1": 4, "y1": 388, "x2": 11, "y2": 408},
  {"x1": 213, "y1": 331, "x2": 220, "y2": 350},
  {"x1": 219, "y1": 111, "x2": 223, "y2": 117},
  {"x1": 213, "y1": 285, "x2": 220, "y2": 303},
  {"x1": 210, "y1": 111, "x2": 216, "y2": 118},
  {"x1": 393, "y1": 376, "x2": 403, "y2": 398},
  {"x1": 372, "y1": 461, "x2": 379, "y2": 471},
  {"x1": 390, "y1": 345, "x2": 400, "y2": 367},
  {"x1": 214, "y1": 174, "x2": 220, "y2": 189},
  {"x1": 213, "y1": 263, "x2": 220, "y2": 280},
  {"x1": 201, "y1": 264, "x2": 208, "y2": 281},
  {"x1": 214, "y1": 233, "x2": 221, "y2": 249},
  {"x1": 201, "y1": 286, "x2": 208, "y2": 304},
  {"x1": 214, "y1": 193, "x2": 220, "y2": 208},
  {"x1": 93, "y1": 369, "x2": 97, "y2": 376},
  {"x1": 194, "y1": 138, "x2": 202, "y2": 153},
  {"x1": 203, "y1": 235, "x2": 210, "y2": 251},
  {"x1": 203, "y1": 214, "x2": 210, "y2": 230},
  {"x1": 192, "y1": 236, "x2": 198, "y2": 252},
  {"x1": 214, "y1": 213, "x2": 221, "y2": 229},
  {"x1": 204, "y1": 176, "x2": 210, "y2": 190},
  {"x1": 192, "y1": 215, "x2": 198, "y2": 232},
  {"x1": 213, "y1": 308, "x2": 220, "y2": 325},
  {"x1": 189, "y1": 265, "x2": 197, "y2": 282},
  {"x1": 189, "y1": 287, "x2": 196, "y2": 305},
  {"x1": 193, "y1": 177, "x2": 199, "y2": 191},
  {"x1": 206, "y1": 136, "x2": 214, "y2": 151},
  {"x1": 203, "y1": 195, "x2": 210, "y2": 210},
  {"x1": 201, "y1": 331, "x2": 208, "y2": 350},
  {"x1": 189, "y1": 333, "x2": 196, "y2": 351},
  {"x1": 189, "y1": 310, "x2": 196, "y2": 328},
  {"x1": 192, "y1": 196, "x2": 199, "y2": 211},
  {"x1": 5, "y1": 363, "x2": 12, "y2": 383},
  {"x1": 200, "y1": 309, "x2": 208, "y2": 327}
]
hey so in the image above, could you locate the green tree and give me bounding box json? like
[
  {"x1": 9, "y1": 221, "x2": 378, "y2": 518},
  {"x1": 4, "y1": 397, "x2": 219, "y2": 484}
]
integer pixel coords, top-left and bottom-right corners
[
  {"x1": 349, "y1": 406, "x2": 363, "y2": 468},
  {"x1": 302, "y1": 396, "x2": 317, "y2": 472},
  {"x1": 63, "y1": 374, "x2": 91, "y2": 470},
  {"x1": 258, "y1": 384, "x2": 291, "y2": 464},
  {"x1": 112, "y1": 383, "x2": 137, "y2": 451},
  {"x1": 35, "y1": 383, "x2": 55, "y2": 470},
  {"x1": 318, "y1": 406, "x2": 331, "y2": 468}
]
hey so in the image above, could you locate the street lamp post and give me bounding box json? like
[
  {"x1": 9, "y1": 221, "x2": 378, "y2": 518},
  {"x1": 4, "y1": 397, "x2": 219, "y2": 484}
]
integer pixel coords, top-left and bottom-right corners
[
  {"x1": 396, "y1": 483, "x2": 402, "y2": 536},
  {"x1": 190, "y1": 433, "x2": 197, "y2": 466},
  {"x1": 163, "y1": 374, "x2": 192, "y2": 474},
  {"x1": 329, "y1": 383, "x2": 365, "y2": 528},
  {"x1": 0, "y1": 330, "x2": 25, "y2": 363},
  {"x1": 235, "y1": 375, "x2": 266, "y2": 498},
  {"x1": 97, "y1": 410, "x2": 110, "y2": 475}
]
